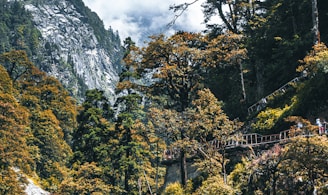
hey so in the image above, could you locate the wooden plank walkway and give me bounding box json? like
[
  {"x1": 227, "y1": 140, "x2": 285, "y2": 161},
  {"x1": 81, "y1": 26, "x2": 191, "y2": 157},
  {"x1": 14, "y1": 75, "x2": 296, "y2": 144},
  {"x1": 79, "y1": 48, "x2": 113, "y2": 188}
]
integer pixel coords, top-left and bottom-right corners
[
  {"x1": 247, "y1": 76, "x2": 303, "y2": 115},
  {"x1": 208, "y1": 129, "x2": 295, "y2": 150},
  {"x1": 162, "y1": 129, "x2": 312, "y2": 161},
  {"x1": 163, "y1": 73, "x2": 310, "y2": 161}
]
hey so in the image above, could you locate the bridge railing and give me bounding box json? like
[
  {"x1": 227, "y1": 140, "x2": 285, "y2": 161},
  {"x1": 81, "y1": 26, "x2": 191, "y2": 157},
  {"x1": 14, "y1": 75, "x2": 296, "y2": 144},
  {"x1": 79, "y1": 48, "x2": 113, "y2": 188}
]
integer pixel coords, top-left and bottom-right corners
[
  {"x1": 247, "y1": 77, "x2": 303, "y2": 115},
  {"x1": 162, "y1": 128, "x2": 313, "y2": 161}
]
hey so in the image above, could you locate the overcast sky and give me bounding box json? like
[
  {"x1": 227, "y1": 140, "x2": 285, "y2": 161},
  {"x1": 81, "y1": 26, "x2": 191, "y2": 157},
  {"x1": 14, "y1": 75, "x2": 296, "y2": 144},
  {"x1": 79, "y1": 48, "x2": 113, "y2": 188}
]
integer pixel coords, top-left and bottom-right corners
[{"x1": 82, "y1": 0, "x2": 213, "y2": 45}]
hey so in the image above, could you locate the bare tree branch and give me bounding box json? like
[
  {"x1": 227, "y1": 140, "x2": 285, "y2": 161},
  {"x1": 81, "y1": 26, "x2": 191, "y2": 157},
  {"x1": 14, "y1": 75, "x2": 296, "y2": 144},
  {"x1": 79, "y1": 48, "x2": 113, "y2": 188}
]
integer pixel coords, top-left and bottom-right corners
[{"x1": 167, "y1": 0, "x2": 200, "y2": 28}]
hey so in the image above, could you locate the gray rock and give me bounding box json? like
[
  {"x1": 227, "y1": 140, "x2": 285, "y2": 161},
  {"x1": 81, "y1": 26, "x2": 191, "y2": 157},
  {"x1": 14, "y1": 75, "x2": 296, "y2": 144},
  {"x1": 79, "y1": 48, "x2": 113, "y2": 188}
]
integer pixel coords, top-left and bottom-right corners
[{"x1": 25, "y1": 0, "x2": 122, "y2": 102}]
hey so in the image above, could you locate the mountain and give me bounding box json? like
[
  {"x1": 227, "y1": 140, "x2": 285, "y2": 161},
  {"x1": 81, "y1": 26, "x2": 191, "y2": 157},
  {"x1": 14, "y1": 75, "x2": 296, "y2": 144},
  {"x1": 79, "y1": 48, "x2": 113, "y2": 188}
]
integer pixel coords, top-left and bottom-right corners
[{"x1": 23, "y1": 0, "x2": 123, "y2": 102}]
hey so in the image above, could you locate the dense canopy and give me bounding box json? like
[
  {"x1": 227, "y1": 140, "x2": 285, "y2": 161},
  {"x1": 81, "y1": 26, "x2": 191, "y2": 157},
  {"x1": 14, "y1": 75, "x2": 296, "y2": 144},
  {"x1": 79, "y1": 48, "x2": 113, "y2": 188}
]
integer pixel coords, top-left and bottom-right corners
[{"x1": 0, "y1": 0, "x2": 328, "y2": 194}]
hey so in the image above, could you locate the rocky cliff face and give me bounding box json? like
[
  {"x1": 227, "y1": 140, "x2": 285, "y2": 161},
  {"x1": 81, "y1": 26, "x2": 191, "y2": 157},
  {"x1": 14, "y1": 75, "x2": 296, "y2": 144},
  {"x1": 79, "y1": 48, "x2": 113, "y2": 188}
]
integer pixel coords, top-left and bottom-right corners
[{"x1": 25, "y1": 0, "x2": 123, "y2": 102}]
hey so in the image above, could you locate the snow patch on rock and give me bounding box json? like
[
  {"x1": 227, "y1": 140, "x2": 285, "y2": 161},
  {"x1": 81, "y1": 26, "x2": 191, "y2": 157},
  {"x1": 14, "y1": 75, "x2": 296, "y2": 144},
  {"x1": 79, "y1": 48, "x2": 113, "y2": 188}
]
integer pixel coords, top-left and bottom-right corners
[
  {"x1": 25, "y1": 178, "x2": 50, "y2": 195},
  {"x1": 12, "y1": 167, "x2": 50, "y2": 195}
]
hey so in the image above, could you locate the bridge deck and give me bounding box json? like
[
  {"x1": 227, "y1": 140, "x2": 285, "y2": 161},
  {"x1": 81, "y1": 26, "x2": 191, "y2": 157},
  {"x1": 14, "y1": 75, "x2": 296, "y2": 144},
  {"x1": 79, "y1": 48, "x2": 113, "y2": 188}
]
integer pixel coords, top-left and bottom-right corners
[
  {"x1": 162, "y1": 129, "x2": 315, "y2": 161},
  {"x1": 247, "y1": 76, "x2": 303, "y2": 115}
]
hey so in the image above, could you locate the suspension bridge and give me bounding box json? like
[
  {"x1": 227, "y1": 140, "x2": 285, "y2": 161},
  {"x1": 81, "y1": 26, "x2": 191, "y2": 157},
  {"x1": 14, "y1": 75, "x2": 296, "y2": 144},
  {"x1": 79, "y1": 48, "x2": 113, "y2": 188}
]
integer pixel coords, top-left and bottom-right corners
[
  {"x1": 162, "y1": 128, "x2": 323, "y2": 161},
  {"x1": 163, "y1": 72, "x2": 310, "y2": 161}
]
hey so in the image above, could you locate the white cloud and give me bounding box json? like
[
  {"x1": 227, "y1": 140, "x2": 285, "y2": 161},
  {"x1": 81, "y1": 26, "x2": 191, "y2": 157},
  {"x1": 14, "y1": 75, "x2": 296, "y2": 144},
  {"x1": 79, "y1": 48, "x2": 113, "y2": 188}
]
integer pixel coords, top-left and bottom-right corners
[{"x1": 82, "y1": 0, "x2": 209, "y2": 45}]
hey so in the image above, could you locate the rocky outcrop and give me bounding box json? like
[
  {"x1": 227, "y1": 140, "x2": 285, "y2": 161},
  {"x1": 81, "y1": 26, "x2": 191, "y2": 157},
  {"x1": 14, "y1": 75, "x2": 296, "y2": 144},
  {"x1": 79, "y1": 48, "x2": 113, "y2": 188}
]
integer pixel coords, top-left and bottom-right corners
[
  {"x1": 25, "y1": 0, "x2": 123, "y2": 102},
  {"x1": 164, "y1": 162, "x2": 200, "y2": 189}
]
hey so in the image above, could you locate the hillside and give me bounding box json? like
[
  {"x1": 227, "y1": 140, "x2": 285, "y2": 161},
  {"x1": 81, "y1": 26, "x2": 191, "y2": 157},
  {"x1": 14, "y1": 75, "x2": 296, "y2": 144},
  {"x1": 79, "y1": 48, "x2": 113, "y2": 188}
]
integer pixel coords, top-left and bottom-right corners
[
  {"x1": 0, "y1": 0, "x2": 123, "y2": 102},
  {"x1": 0, "y1": 0, "x2": 328, "y2": 194}
]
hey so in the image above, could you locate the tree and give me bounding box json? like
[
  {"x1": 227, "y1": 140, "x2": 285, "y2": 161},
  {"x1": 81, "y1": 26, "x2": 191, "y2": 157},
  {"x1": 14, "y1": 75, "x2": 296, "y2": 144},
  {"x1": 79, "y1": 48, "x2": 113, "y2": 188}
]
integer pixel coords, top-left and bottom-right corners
[
  {"x1": 20, "y1": 70, "x2": 78, "y2": 144},
  {"x1": 278, "y1": 136, "x2": 328, "y2": 194},
  {"x1": 294, "y1": 43, "x2": 328, "y2": 115},
  {"x1": 298, "y1": 43, "x2": 328, "y2": 74},
  {"x1": 3, "y1": 52, "x2": 78, "y2": 191},
  {"x1": 0, "y1": 65, "x2": 32, "y2": 170},
  {"x1": 312, "y1": 0, "x2": 320, "y2": 44},
  {"x1": 278, "y1": 117, "x2": 328, "y2": 194},
  {"x1": 228, "y1": 157, "x2": 253, "y2": 194},
  {"x1": 163, "y1": 182, "x2": 184, "y2": 195},
  {"x1": 0, "y1": 1, "x2": 41, "y2": 55},
  {"x1": 31, "y1": 109, "x2": 72, "y2": 190},
  {"x1": 150, "y1": 107, "x2": 191, "y2": 187},
  {"x1": 141, "y1": 32, "x2": 208, "y2": 112},
  {"x1": 244, "y1": 0, "x2": 313, "y2": 100},
  {"x1": 139, "y1": 32, "x2": 247, "y2": 186},
  {"x1": 0, "y1": 64, "x2": 32, "y2": 193},
  {"x1": 112, "y1": 108, "x2": 159, "y2": 194},
  {"x1": 110, "y1": 38, "x2": 163, "y2": 194},
  {"x1": 194, "y1": 175, "x2": 234, "y2": 195},
  {"x1": 138, "y1": 32, "x2": 210, "y2": 187},
  {"x1": 247, "y1": 144, "x2": 284, "y2": 195},
  {"x1": 170, "y1": 0, "x2": 317, "y2": 116},
  {"x1": 170, "y1": 0, "x2": 254, "y2": 35},
  {"x1": 202, "y1": 0, "x2": 253, "y2": 34},
  {"x1": 318, "y1": 0, "x2": 328, "y2": 43},
  {"x1": 0, "y1": 50, "x2": 33, "y2": 82},
  {"x1": 150, "y1": 89, "x2": 241, "y2": 186},
  {"x1": 205, "y1": 32, "x2": 248, "y2": 117},
  {"x1": 0, "y1": 168, "x2": 25, "y2": 195},
  {"x1": 190, "y1": 89, "x2": 242, "y2": 183},
  {"x1": 236, "y1": 117, "x2": 328, "y2": 194},
  {"x1": 113, "y1": 97, "x2": 144, "y2": 194},
  {"x1": 170, "y1": 1, "x2": 250, "y2": 116},
  {"x1": 72, "y1": 89, "x2": 113, "y2": 164},
  {"x1": 58, "y1": 162, "x2": 112, "y2": 195}
]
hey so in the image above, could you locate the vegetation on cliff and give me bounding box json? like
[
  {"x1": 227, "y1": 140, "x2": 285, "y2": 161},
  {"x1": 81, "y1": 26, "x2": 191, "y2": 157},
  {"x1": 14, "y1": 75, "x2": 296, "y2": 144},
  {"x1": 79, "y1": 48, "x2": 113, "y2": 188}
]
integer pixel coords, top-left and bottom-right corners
[{"x1": 0, "y1": 0, "x2": 328, "y2": 194}]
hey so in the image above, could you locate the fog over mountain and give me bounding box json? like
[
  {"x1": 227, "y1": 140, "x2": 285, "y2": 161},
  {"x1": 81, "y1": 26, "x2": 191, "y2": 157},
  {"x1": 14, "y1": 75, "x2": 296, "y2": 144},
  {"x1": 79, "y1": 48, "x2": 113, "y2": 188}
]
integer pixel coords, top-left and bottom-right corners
[{"x1": 82, "y1": 0, "x2": 216, "y2": 45}]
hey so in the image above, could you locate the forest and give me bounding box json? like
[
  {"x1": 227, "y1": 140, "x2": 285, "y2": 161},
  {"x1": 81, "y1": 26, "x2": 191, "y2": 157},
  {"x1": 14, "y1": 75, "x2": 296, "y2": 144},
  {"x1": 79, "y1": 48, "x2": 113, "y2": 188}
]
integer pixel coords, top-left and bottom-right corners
[{"x1": 1, "y1": 0, "x2": 328, "y2": 194}]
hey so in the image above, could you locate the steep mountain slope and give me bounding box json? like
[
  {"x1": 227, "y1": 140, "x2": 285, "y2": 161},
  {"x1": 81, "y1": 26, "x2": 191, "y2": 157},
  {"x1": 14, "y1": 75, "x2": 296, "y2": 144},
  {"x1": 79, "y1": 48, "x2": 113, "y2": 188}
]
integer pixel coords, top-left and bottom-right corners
[{"x1": 24, "y1": 0, "x2": 123, "y2": 101}]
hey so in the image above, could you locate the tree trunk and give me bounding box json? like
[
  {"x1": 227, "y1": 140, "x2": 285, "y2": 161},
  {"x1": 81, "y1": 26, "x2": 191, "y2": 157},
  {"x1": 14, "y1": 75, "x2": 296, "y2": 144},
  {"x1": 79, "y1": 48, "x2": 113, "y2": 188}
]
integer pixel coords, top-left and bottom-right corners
[
  {"x1": 124, "y1": 168, "x2": 129, "y2": 194},
  {"x1": 215, "y1": 1, "x2": 236, "y2": 33},
  {"x1": 143, "y1": 170, "x2": 153, "y2": 195},
  {"x1": 155, "y1": 141, "x2": 159, "y2": 194},
  {"x1": 124, "y1": 129, "x2": 132, "y2": 194},
  {"x1": 272, "y1": 175, "x2": 277, "y2": 195},
  {"x1": 180, "y1": 150, "x2": 188, "y2": 187},
  {"x1": 222, "y1": 148, "x2": 227, "y2": 184},
  {"x1": 255, "y1": 60, "x2": 264, "y2": 100},
  {"x1": 249, "y1": 0, "x2": 255, "y2": 16},
  {"x1": 312, "y1": 0, "x2": 320, "y2": 44},
  {"x1": 239, "y1": 59, "x2": 246, "y2": 102}
]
